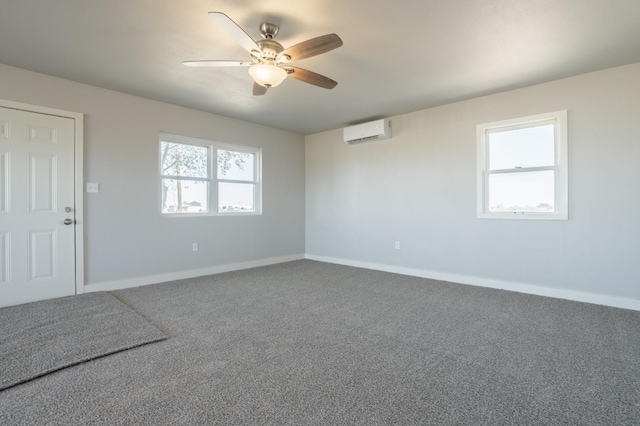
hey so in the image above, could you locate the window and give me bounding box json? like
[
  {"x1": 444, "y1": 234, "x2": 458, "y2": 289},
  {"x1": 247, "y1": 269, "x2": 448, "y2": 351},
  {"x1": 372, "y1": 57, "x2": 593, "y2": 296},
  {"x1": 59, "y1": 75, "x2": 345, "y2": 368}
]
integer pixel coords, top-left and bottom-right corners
[
  {"x1": 216, "y1": 144, "x2": 260, "y2": 214},
  {"x1": 477, "y1": 110, "x2": 568, "y2": 220},
  {"x1": 160, "y1": 133, "x2": 261, "y2": 216}
]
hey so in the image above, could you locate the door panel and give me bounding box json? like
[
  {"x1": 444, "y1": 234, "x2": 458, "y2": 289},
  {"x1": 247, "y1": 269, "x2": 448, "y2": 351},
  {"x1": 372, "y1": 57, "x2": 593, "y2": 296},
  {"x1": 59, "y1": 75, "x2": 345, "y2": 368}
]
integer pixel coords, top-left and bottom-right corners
[
  {"x1": 29, "y1": 230, "x2": 56, "y2": 280},
  {"x1": 0, "y1": 232, "x2": 7, "y2": 284},
  {"x1": 0, "y1": 151, "x2": 7, "y2": 213},
  {"x1": 0, "y1": 107, "x2": 76, "y2": 307},
  {"x1": 29, "y1": 153, "x2": 56, "y2": 213}
]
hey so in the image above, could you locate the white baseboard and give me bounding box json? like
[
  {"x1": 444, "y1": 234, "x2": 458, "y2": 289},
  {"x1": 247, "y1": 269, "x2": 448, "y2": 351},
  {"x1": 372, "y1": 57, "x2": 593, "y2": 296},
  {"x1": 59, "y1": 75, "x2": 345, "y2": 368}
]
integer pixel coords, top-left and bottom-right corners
[
  {"x1": 84, "y1": 252, "x2": 639, "y2": 311},
  {"x1": 85, "y1": 254, "x2": 305, "y2": 293},
  {"x1": 305, "y1": 254, "x2": 640, "y2": 311}
]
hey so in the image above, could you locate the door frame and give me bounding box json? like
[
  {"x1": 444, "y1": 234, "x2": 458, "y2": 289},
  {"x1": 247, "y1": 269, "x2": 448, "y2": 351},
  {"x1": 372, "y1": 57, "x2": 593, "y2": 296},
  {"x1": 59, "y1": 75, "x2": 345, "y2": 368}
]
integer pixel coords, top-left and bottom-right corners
[{"x1": 0, "y1": 98, "x2": 84, "y2": 295}]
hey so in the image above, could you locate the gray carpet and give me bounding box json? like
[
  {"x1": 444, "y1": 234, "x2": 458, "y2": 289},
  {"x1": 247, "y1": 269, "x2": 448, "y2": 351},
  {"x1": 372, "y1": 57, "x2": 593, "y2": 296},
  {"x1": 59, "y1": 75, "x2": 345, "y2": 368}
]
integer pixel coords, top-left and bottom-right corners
[
  {"x1": 1, "y1": 260, "x2": 639, "y2": 424},
  {"x1": 0, "y1": 292, "x2": 167, "y2": 391}
]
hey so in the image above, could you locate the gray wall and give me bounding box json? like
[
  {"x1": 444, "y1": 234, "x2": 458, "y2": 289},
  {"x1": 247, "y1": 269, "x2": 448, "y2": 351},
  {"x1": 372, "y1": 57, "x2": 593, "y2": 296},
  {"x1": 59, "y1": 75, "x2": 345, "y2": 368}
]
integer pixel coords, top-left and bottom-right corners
[
  {"x1": 0, "y1": 64, "x2": 305, "y2": 286},
  {"x1": 306, "y1": 62, "x2": 640, "y2": 301}
]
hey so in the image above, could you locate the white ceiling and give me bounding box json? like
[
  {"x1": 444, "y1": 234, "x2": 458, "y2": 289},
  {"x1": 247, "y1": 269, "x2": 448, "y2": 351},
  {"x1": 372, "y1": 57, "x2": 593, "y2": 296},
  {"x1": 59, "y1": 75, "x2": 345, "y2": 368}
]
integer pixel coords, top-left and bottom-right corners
[{"x1": 1, "y1": 0, "x2": 639, "y2": 135}]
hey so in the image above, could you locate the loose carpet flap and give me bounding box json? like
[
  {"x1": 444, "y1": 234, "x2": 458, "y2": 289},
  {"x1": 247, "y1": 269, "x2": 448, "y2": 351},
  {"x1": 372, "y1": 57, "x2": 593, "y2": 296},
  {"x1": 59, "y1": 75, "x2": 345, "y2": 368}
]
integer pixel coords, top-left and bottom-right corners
[{"x1": 0, "y1": 292, "x2": 168, "y2": 391}]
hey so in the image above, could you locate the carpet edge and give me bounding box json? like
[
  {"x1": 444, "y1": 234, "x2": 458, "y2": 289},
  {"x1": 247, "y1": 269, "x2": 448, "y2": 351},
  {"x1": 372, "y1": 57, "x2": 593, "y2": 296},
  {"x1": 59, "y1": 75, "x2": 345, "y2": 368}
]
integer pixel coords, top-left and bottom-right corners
[{"x1": 0, "y1": 335, "x2": 167, "y2": 392}]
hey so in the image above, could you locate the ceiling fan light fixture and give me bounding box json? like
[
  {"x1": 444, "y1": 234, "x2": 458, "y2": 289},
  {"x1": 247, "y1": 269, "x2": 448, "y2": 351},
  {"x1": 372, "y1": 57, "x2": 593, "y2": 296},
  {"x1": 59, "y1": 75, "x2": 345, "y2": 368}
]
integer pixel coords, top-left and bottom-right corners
[{"x1": 248, "y1": 64, "x2": 287, "y2": 88}]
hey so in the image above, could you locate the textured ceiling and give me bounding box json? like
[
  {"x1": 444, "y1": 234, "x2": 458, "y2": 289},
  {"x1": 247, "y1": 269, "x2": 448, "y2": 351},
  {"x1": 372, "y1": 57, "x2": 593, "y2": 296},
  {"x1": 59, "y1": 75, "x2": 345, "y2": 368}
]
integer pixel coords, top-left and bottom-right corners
[{"x1": 1, "y1": 0, "x2": 639, "y2": 134}]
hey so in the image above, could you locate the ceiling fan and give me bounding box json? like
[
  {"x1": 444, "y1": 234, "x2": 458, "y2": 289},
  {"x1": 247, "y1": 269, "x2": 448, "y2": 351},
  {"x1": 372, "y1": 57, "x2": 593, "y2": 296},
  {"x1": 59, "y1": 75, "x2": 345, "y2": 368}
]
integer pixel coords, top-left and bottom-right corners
[{"x1": 183, "y1": 12, "x2": 343, "y2": 96}]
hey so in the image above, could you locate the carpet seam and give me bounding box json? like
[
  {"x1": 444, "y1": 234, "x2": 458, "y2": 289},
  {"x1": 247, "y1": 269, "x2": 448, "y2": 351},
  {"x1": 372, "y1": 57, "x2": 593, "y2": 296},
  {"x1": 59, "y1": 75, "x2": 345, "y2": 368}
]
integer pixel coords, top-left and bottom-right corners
[{"x1": 108, "y1": 291, "x2": 174, "y2": 338}]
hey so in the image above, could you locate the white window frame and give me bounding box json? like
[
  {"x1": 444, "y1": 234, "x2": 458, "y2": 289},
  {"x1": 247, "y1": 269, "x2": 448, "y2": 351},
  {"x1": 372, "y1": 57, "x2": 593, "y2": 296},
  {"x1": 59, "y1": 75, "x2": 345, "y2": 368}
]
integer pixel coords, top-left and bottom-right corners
[
  {"x1": 216, "y1": 141, "x2": 262, "y2": 216},
  {"x1": 159, "y1": 133, "x2": 262, "y2": 217},
  {"x1": 476, "y1": 110, "x2": 568, "y2": 220}
]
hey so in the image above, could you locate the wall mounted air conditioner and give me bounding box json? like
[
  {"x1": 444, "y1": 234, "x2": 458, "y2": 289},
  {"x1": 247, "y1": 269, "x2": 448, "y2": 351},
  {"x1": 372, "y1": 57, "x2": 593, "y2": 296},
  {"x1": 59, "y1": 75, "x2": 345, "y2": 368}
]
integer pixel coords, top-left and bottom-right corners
[{"x1": 343, "y1": 119, "x2": 391, "y2": 145}]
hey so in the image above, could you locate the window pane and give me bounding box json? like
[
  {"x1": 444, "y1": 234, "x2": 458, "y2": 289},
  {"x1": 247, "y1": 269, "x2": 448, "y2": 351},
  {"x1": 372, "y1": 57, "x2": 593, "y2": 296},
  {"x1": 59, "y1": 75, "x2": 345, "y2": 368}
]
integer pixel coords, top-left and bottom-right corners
[
  {"x1": 489, "y1": 170, "x2": 555, "y2": 212},
  {"x1": 161, "y1": 142, "x2": 209, "y2": 178},
  {"x1": 162, "y1": 179, "x2": 209, "y2": 214},
  {"x1": 489, "y1": 124, "x2": 555, "y2": 170},
  {"x1": 217, "y1": 149, "x2": 254, "y2": 181},
  {"x1": 218, "y1": 182, "x2": 255, "y2": 213}
]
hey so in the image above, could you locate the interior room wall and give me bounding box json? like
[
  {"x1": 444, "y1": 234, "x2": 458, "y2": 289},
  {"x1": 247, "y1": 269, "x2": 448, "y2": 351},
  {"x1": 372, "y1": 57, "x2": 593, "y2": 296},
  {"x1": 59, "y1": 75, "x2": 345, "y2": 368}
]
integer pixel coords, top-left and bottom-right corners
[
  {"x1": 306, "y1": 62, "x2": 640, "y2": 306},
  {"x1": 0, "y1": 63, "x2": 306, "y2": 288}
]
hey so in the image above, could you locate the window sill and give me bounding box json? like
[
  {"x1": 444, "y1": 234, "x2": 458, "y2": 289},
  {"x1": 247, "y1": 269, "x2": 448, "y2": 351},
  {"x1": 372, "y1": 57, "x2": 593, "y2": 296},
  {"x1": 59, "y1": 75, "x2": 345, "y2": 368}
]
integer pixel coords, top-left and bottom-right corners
[
  {"x1": 477, "y1": 212, "x2": 568, "y2": 220},
  {"x1": 160, "y1": 212, "x2": 262, "y2": 218}
]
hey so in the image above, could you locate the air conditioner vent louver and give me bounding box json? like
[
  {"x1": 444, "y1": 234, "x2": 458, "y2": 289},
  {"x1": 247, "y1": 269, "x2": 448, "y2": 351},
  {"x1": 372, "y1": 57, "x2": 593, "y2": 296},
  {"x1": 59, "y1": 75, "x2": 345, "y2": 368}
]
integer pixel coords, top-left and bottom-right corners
[
  {"x1": 343, "y1": 119, "x2": 391, "y2": 145},
  {"x1": 347, "y1": 135, "x2": 382, "y2": 144}
]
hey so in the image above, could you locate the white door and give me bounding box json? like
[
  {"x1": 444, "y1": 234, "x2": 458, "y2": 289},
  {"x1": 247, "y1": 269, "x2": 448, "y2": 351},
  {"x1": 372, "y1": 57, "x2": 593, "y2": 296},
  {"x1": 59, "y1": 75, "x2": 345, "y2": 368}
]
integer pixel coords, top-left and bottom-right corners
[{"x1": 0, "y1": 106, "x2": 76, "y2": 307}]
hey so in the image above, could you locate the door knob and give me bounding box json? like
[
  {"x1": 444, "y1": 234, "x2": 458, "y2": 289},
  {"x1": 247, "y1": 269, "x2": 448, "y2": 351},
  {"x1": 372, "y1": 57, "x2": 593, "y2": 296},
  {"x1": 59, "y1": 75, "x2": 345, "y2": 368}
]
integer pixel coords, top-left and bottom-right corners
[{"x1": 64, "y1": 219, "x2": 74, "y2": 225}]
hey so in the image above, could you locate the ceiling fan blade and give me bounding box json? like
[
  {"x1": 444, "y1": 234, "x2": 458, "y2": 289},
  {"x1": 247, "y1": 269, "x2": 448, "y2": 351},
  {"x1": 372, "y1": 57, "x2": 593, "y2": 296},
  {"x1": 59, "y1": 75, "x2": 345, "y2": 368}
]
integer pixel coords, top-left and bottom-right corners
[
  {"x1": 278, "y1": 34, "x2": 343, "y2": 62},
  {"x1": 253, "y1": 82, "x2": 268, "y2": 96},
  {"x1": 208, "y1": 12, "x2": 260, "y2": 54},
  {"x1": 285, "y1": 66, "x2": 338, "y2": 89},
  {"x1": 183, "y1": 60, "x2": 252, "y2": 67}
]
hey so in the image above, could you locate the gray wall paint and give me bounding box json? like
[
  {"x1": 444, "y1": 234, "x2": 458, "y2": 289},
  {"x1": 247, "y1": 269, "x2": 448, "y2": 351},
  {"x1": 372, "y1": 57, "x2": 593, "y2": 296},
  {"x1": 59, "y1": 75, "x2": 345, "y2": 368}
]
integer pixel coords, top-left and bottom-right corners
[
  {"x1": 306, "y1": 63, "x2": 640, "y2": 300},
  {"x1": 0, "y1": 64, "x2": 305, "y2": 285}
]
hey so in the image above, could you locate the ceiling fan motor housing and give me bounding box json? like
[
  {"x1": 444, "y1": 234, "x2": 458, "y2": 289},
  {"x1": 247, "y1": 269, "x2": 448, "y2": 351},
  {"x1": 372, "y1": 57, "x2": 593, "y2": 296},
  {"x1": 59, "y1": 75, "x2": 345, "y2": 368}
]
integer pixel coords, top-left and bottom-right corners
[{"x1": 256, "y1": 39, "x2": 285, "y2": 61}]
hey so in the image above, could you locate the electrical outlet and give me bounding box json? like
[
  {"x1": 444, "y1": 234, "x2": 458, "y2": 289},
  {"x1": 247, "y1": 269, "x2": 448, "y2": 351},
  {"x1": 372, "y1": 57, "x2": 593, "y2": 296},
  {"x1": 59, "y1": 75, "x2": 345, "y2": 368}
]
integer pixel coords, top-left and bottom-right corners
[
  {"x1": 192, "y1": 243, "x2": 199, "y2": 252},
  {"x1": 395, "y1": 241, "x2": 401, "y2": 250},
  {"x1": 86, "y1": 183, "x2": 99, "y2": 193}
]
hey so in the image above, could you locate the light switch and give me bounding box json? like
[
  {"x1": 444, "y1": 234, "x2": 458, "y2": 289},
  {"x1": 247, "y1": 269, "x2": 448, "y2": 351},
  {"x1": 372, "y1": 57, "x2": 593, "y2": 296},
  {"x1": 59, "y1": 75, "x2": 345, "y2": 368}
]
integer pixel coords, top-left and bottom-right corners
[{"x1": 87, "y1": 183, "x2": 100, "y2": 193}]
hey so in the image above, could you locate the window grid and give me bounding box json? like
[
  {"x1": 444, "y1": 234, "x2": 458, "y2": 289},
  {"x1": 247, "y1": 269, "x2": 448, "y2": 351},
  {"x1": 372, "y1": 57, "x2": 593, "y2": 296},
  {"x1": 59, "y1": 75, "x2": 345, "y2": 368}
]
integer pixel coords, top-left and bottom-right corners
[{"x1": 159, "y1": 133, "x2": 261, "y2": 216}]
